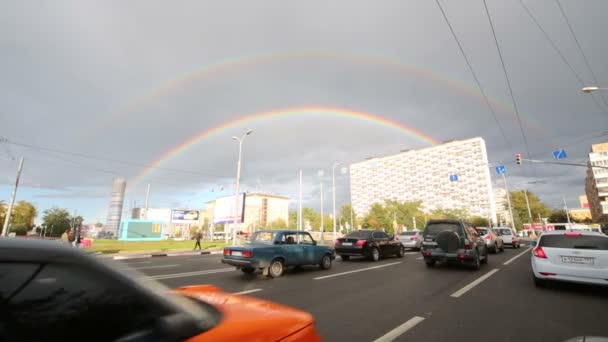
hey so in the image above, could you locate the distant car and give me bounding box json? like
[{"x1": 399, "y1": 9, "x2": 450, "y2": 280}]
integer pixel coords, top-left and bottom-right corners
[
  {"x1": 335, "y1": 230, "x2": 405, "y2": 261},
  {"x1": 397, "y1": 230, "x2": 423, "y2": 250},
  {"x1": 476, "y1": 227, "x2": 504, "y2": 254},
  {"x1": 221, "y1": 230, "x2": 335, "y2": 278},
  {"x1": 531, "y1": 231, "x2": 608, "y2": 287},
  {"x1": 421, "y1": 219, "x2": 489, "y2": 270},
  {"x1": 0, "y1": 238, "x2": 321, "y2": 341},
  {"x1": 493, "y1": 227, "x2": 521, "y2": 248}
]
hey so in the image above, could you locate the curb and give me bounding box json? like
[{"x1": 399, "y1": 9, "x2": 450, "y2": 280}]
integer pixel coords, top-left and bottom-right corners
[{"x1": 111, "y1": 250, "x2": 222, "y2": 260}]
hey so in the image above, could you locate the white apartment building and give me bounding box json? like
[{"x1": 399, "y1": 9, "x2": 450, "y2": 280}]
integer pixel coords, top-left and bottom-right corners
[
  {"x1": 493, "y1": 187, "x2": 511, "y2": 225},
  {"x1": 350, "y1": 137, "x2": 497, "y2": 221},
  {"x1": 585, "y1": 142, "x2": 608, "y2": 223},
  {"x1": 204, "y1": 193, "x2": 290, "y2": 233}
]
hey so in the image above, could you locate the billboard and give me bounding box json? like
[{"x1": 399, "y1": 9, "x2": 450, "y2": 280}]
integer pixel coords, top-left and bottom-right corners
[
  {"x1": 213, "y1": 193, "x2": 246, "y2": 224},
  {"x1": 171, "y1": 210, "x2": 200, "y2": 224}
]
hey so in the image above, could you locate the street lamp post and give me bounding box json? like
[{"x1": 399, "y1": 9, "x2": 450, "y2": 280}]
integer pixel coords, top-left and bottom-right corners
[
  {"x1": 232, "y1": 129, "x2": 253, "y2": 246},
  {"x1": 318, "y1": 170, "x2": 324, "y2": 243},
  {"x1": 332, "y1": 162, "x2": 341, "y2": 242},
  {"x1": 582, "y1": 86, "x2": 608, "y2": 93}
]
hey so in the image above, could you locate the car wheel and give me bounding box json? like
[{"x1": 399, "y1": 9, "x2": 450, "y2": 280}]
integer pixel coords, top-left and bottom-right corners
[
  {"x1": 472, "y1": 251, "x2": 481, "y2": 270},
  {"x1": 425, "y1": 260, "x2": 436, "y2": 268},
  {"x1": 268, "y1": 259, "x2": 284, "y2": 278},
  {"x1": 533, "y1": 275, "x2": 546, "y2": 288},
  {"x1": 396, "y1": 246, "x2": 405, "y2": 258},
  {"x1": 241, "y1": 267, "x2": 255, "y2": 274},
  {"x1": 491, "y1": 244, "x2": 498, "y2": 254},
  {"x1": 340, "y1": 255, "x2": 350, "y2": 261},
  {"x1": 500, "y1": 243, "x2": 505, "y2": 252},
  {"x1": 369, "y1": 247, "x2": 380, "y2": 262},
  {"x1": 481, "y1": 248, "x2": 488, "y2": 264},
  {"x1": 320, "y1": 254, "x2": 332, "y2": 270}
]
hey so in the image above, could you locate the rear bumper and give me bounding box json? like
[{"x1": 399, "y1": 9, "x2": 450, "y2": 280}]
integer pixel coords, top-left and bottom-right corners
[
  {"x1": 531, "y1": 259, "x2": 608, "y2": 286},
  {"x1": 400, "y1": 241, "x2": 419, "y2": 248},
  {"x1": 221, "y1": 258, "x2": 262, "y2": 268},
  {"x1": 422, "y1": 250, "x2": 476, "y2": 262},
  {"x1": 335, "y1": 246, "x2": 366, "y2": 256}
]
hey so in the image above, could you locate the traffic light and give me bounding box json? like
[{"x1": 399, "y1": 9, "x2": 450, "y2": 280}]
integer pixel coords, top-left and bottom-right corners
[{"x1": 515, "y1": 153, "x2": 522, "y2": 165}]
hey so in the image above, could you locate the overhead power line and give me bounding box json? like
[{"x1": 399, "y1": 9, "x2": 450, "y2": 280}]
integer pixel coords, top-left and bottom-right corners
[
  {"x1": 519, "y1": 0, "x2": 608, "y2": 114},
  {"x1": 555, "y1": 0, "x2": 608, "y2": 109},
  {"x1": 434, "y1": 0, "x2": 511, "y2": 149},
  {"x1": 482, "y1": 0, "x2": 533, "y2": 163}
]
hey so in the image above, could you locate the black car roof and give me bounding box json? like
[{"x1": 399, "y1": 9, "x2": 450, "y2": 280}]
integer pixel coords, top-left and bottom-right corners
[{"x1": 426, "y1": 219, "x2": 464, "y2": 225}]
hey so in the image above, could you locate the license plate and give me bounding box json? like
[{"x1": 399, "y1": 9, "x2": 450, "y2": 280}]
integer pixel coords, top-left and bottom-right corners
[
  {"x1": 232, "y1": 251, "x2": 242, "y2": 257},
  {"x1": 561, "y1": 256, "x2": 594, "y2": 265},
  {"x1": 342, "y1": 242, "x2": 352, "y2": 246}
]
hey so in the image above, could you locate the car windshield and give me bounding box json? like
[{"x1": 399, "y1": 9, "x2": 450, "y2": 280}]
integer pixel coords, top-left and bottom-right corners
[
  {"x1": 539, "y1": 235, "x2": 608, "y2": 250},
  {"x1": 249, "y1": 231, "x2": 275, "y2": 244},
  {"x1": 424, "y1": 223, "x2": 461, "y2": 236},
  {"x1": 399, "y1": 232, "x2": 417, "y2": 236},
  {"x1": 495, "y1": 229, "x2": 511, "y2": 235},
  {"x1": 345, "y1": 231, "x2": 373, "y2": 239}
]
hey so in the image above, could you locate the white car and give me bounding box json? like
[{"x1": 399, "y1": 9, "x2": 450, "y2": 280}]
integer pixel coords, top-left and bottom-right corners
[
  {"x1": 397, "y1": 231, "x2": 422, "y2": 250},
  {"x1": 492, "y1": 227, "x2": 521, "y2": 248},
  {"x1": 531, "y1": 231, "x2": 608, "y2": 287}
]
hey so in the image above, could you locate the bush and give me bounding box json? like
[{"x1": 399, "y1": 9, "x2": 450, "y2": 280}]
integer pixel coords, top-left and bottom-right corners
[{"x1": 10, "y1": 223, "x2": 29, "y2": 236}]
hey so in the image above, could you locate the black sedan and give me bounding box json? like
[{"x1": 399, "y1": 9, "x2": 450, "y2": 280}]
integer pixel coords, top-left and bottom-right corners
[{"x1": 335, "y1": 230, "x2": 404, "y2": 261}]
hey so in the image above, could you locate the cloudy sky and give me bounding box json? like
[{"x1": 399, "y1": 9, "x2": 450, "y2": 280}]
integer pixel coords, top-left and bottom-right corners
[{"x1": 1, "y1": 0, "x2": 607, "y2": 224}]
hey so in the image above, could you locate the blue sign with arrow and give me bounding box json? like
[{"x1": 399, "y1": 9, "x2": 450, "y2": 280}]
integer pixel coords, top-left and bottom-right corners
[
  {"x1": 552, "y1": 149, "x2": 567, "y2": 160},
  {"x1": 449, "y1": 174, "x2": 459, "y2": 182},
  {"x1": 495, "y1": 165, "x2": 506, "y2": 175}
]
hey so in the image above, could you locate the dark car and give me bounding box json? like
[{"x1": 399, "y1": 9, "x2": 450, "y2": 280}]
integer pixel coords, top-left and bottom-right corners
[
  {"x1": 421, "y1": 219, "x2": 489, "y2": 270},
  {"x1": 335, "y1": 230, "x2": 405, "y2": 261},
  {"x1": 221, "y1": 230, "x2": 335, "y2": 278}
]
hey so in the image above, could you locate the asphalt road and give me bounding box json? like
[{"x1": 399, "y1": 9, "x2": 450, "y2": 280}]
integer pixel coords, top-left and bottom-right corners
[{"x1": 117, "y1": 246, "x2": 608, "y2": 342}]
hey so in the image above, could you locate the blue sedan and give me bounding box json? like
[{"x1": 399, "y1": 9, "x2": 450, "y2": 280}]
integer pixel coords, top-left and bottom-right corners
[{"x1": 221, "y1": 230, "x2": 335, "y2": 278}]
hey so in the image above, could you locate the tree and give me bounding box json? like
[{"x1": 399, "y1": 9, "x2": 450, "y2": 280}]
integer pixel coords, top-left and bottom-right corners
[
  {"x1": 269, "y1": 218, "x2": 287, "y2": 229},
  {"x1": 42, "y1": 207, "x2": 72, "y2": 237},
  {"x1": 469, "y1": 216, "x2": 489, "y2": 227},
  {"x1": 510, "y1": 191, "x2": 552, "y2": 229},
  {"x1": 288, "y1": 210, "x2": 297, "y2": 228},
  {"x1": 0, "y1": 200, "x2": 6, "y2": 228},
  {"x1": 428, "y1": 208, "x2": 470, "y2": 220},
  {"x1": 339, "y1": 204, "x2": 358, "y2": 230},
  {"x1": 10, "y1": 223, "x2": 29, "y2": 236},
  {"x1": 549, "y1": 209, "x2": 569, "y2": 223},
  {"x1": 362, "y1": 203, "x2": 391, "y2": 231},
  {"x1": 11, "y1": 201, "x2": 37, "y2": 228}
]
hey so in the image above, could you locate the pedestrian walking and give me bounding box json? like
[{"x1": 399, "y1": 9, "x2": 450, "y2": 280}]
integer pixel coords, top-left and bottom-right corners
[{"x1": 194, "y1": 230, "x2": 203, "y2": 250}]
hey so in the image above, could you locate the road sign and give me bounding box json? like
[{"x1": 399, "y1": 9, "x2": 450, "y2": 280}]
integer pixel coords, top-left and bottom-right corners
[
  {"x1": 552, "y1": 149, "x2": 567, "y2": 160},
  {"x1": 449, "y1": 174, "x2": 458, "y2": 182},
  {"x1": 495, "y1": 165, "x2": 506, "y2": 175}
]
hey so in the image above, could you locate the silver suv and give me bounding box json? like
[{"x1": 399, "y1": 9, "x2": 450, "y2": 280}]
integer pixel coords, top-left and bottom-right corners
[{"x1": 421, "y1": 219, "x2": 489, "y2": 270}]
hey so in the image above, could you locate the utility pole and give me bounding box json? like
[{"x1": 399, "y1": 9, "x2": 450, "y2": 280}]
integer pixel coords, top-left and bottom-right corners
[
  {"x1": 350, "y1": 205, "x2": 354, "y2": 233},
  {"x1": 563, "y1": 195, "x2": 571, "y2": 224},
  {"x1": 501, "y1": 173, "x2": 515, "y2": 229},
  {"x1": 298, "y1": 170, "x2": 303, "y2": 232},
  {"x1": 231, "y1": 129, "x2": 252, "y2": 246},
  {"x1": 144, "y1": 184, "x2": 151, "y2": 219},
  {"x1": 412, "y1": 216, "x2": 417, "y2": 231},
  {"x1": 332, "y1": 162, "x2": 340, "y2": 242},
  {"x1": 2, "y1": 157, "x2": 24, "y2": 237},
  {"x1": 523, "y1": 189, "x2": 533, "y2": 224},
  {"x1": 320, "y1": 181, "x2": 324, "y2": 243}
]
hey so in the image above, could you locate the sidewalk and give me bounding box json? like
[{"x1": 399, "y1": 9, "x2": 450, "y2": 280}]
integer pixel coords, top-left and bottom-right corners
[{"x1": 94, "y1": 248, "x2": 224, "y2": 260}]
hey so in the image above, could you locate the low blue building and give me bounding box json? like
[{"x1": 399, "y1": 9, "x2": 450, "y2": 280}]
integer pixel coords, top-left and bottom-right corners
[{"x1": 118, "y1": 220, "x2": 166, "y2": 241}]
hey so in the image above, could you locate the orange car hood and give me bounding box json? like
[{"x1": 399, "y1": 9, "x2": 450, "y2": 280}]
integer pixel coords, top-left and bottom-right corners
[{"x1": 177, "y1": 285, "x2": 316, "y2": 342}]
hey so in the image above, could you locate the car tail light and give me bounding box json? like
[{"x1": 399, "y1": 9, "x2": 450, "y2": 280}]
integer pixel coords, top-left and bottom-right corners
[
  {"x1": 335, "y1": 240, "x2": 341, "y2": 246},
  {"x1": 356, "y1": 240, "x2": 367, "y2": 246},
  {"x1": 539, "y1": 272, "x2": 556, "y2": 276},
  {"x1": 223, "y1": 249, "x2": 231, "y2": 256},
  {"x1": 424, "y1": 251, "x2": 431, "y2": 257},
  {"x1": 464, "y1": 244, "x2": 471, "y2": 250},
  {"x1": 533, "y1": 246, "x2": 547, "y2": 259},
  {"x1": 242, "y1": 250, "x2": 253, "y2": 258},
  {"x1": 411, "y1": 236, "x2": 418, "y2": 241},
  {"x1": 484, "y1": 235, "x2": 492, "y2": 240},
  {"x1": 458, "y1": 253, "x2": 465, "y2": 259},
  {"x1": 565, "y1": 232, "x2": 581, "y2": 237}
]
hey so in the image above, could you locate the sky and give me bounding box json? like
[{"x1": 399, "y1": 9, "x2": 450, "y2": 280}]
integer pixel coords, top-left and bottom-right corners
[{"x1": 1, "y1": 0, "x2": 607, "y2": 224}]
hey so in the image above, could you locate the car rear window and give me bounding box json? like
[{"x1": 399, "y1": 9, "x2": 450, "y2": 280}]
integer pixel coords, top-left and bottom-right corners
[
  {"x1": 494, "y1": 229, "x2": 511, "y2": 235},
  {"x1": 424, "y1": 223, "x2": 462, "y2": 236},
  {"x1": 399, "y1": 232, "x2": 417, "y2": 236},
  {"x1": 539, "y1": 234, "x2": 608, "y2": 250},
  {"x1": 477, "y1": 228, "x2": 488, "y2": 235},
  {"x1": 346, "y1": 231, "x2": 372, "y2": 239}
]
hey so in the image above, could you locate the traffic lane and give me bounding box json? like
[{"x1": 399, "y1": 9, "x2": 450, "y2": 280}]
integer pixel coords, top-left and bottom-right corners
[
  {"x1": 404, "y1": 251, "x2": 608, "y2": 342},
  {"x1": 116, "y1": 255, "x2": 225, "y2": 275},
  {"x1": 246, "y1": 249, "x2": 518, "y2": 341}
]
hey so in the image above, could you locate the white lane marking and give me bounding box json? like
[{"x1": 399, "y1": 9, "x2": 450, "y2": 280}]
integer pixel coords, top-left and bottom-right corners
[
  {"x1": 233, "y1": 289, "x2": 263, "y2": 295},
  {"x1": 144, "y1": 267, "x2": 234, "y2": 280},
  {"x1": 314, "y1": 262, "x2": 401, "y2": 280},
  {"x1": 125, "y1": 264, "x2": 178, "y2": 270},
  {"x1": 373, "y1": 316, "x2": 426, "y2": 342},
  {"x1": 416, "y1": 257, "x2": 423, "y2": 260},
  {"x1": 450, "y1": 268, "x2": 500, "y2": 298},
  {"x1": 503, "y1": 248, "x2": 531, "y2": 265}
]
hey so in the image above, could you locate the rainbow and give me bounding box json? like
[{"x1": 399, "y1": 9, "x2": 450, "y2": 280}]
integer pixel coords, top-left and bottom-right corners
[
  {"x1": 130, "y1": 107, "x2": 440, "y2": 187},
  {"x1": 93, "y1": 50, "x2": 552, "y2": 146}
]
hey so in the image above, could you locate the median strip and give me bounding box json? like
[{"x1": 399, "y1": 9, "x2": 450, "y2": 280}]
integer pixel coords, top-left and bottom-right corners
[
  {"x1": 503, "y1": 248, "x2": 531, "y2": 265},
  {"x1": 313, "y1": 262, "x2": 402, "y2": 280},
  {"x1": 450, "y1": 268, "x2": 499, "y2": 298},
  {"x1": 373, "y1": 316, "x2": 425, "y2": 342},
  {"x1": 233, "y1": 289, "x2": 263, "y2": 295},
  {"x1": 144, "y1": 267, "x2": 234, "y2": 280}
]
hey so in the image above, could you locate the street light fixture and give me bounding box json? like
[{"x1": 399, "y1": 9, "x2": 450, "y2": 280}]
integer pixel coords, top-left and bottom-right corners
[
  {"x1": 582, "y1": 86, "x2": 608, "y2": 93},
  {"x1": 231, "y1": 129, "x2": 253, "y2": 246}
]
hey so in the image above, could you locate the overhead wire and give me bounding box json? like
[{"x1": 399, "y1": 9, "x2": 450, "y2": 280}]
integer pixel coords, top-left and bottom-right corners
[
  {"x1": 434, "y1": 0, "x2": 512, "y2": 149},
  {"x1": 519, "y1": 0, "x2": 608, "y2": 114},
  {"x1": 555, "y1": 0, "x2": 608, "y2": 109}
]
